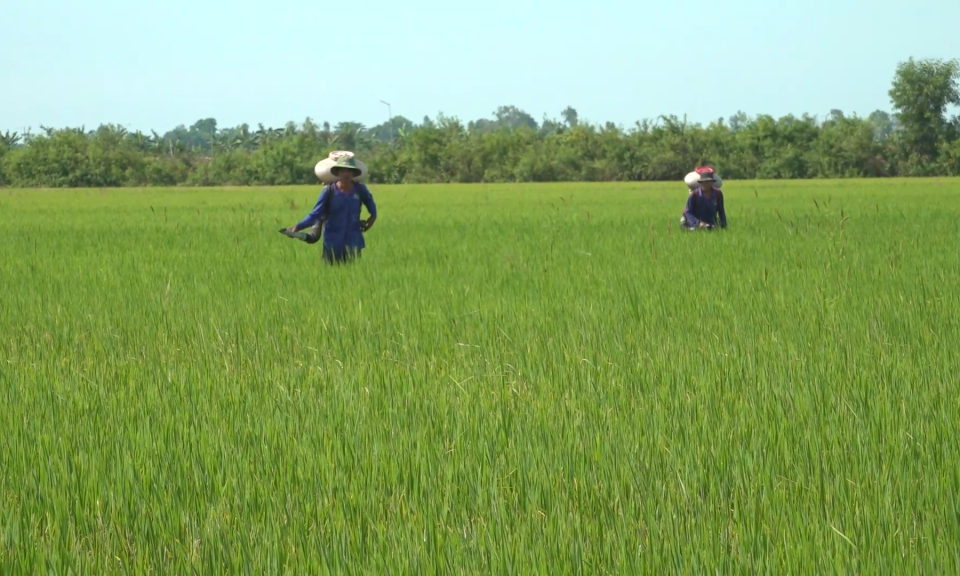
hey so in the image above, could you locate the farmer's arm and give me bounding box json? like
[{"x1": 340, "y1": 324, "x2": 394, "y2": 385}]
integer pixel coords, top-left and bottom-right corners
[
  {"x1": 682, "y1": 194, "x2": 699, "y2": 227},
  {"x1": 361, "y1": 186, "x2": 377, "y2": 229},
  {"x1": 362, "y1": 186, "x2": 377, "y2": 219},
  {"x1": 293, "y1": 187, "x2": 330, "y2": 231},
  {"x1": 718, "y1": 192, "x2": 727, "y2": 228}
]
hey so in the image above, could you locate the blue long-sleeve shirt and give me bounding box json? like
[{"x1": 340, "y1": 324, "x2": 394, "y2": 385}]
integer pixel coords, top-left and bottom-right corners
[
  {"x1": 295, "y1": 183, "x2": 377, "y2": 249},
  {"x1": 683, "y1": 188, "x2": 727, "y2": 228}
]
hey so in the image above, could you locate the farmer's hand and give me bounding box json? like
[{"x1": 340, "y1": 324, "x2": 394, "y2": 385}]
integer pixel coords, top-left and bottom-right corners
[
  {"x1": 287, "y1": 226, "x2": 297, "y2": 232},
  {"x1": 362, "y1": 218, "x2": 376, "y2": 231}
]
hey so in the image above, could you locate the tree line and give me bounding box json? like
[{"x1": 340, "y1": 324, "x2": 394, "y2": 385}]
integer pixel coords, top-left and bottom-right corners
[{"x1": 1, "y1": 58, "x2": 957, "y2": 187}]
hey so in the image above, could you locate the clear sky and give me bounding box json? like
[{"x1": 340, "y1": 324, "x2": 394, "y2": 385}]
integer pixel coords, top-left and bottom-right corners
[{"x1": 1, "y1": 0, "x2": 955, "y2": 133}]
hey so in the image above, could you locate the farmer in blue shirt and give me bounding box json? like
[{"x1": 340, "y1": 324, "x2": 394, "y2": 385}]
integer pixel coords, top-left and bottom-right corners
[
  {"x1": 680, "y1": 170, "x2": 727, "y2": 230},
  {"x1": 281, "y1": 156, "x2": 377, "y2": 264}
]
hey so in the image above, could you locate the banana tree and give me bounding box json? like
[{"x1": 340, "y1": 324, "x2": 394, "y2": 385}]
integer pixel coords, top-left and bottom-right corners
[
  {"x1": 149, "y1": 130, "x2": 165, "y2": 154},
  {"x1": 233, "y1": 124, "x2": 253, "y2": 150},
  {"x1": 129, "y1": 130, "x2": 150, "y2": 152},
  {"x1": 333, "y1": 122, "x2": 366, "y2": 151},
  {"x1": 0, "y1": 130, "x2": 21, "y2": 149}
]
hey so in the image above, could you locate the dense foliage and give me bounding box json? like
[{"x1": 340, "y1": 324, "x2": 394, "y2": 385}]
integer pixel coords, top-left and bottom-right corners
[{"x1": 2, "y1": 57, "x2": 957, "y2": 187}]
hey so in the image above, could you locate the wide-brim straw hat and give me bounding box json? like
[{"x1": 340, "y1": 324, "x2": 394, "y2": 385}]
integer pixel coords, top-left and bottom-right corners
[
  {"x1": 697, "y1": 170, "x2": 717, "y2": 182},
  {"x1": 684, "y1": 170, "x2": 722, "y2": 189},
  {"x1": 314, "y1": 151, "x2": 368, "y2": 183}
]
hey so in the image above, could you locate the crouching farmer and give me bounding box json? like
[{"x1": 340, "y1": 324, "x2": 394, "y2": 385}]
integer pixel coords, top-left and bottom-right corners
[
  {"x1": 681, "y1": 170, "x2": 727, "y2": 230},
  {"x1": 283, "y1": 156, "x2": 377, "y2": 264}
]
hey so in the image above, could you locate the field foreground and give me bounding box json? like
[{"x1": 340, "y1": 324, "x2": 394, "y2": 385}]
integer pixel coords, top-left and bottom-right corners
[{"x1": 2, "y1": 179, "x2": 960, "y2": 574}]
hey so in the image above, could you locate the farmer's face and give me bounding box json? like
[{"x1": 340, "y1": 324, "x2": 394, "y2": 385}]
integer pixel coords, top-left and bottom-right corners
[
  {"x1": 701, "y1": 180, "x2": 714, "y2": 191},
  {"x1": 337, "y1": 169, "x2": 354, "y2": 182}
]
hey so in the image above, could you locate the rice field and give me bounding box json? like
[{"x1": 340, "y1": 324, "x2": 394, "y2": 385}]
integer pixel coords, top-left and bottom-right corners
[{"x1": 2, "y1": 179, "x2": 959, "y2": 574}]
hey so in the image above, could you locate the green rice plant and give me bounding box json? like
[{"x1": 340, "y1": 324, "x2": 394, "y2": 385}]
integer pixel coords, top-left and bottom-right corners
[{"x1": 1, "y1": 178, "x2": 959, "y2": 574}]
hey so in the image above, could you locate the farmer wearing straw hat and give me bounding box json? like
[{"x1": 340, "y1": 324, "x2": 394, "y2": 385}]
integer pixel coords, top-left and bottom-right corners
[
  {"x1": 281, "y1": 155, "x2": 377, "y2": 264},
  {"x1": 680, "y1": 169, "x2": 726, "y2": 230}
]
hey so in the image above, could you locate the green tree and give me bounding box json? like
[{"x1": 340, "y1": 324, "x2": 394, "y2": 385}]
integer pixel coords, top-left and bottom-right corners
[
  {"x1": 867, "y1": 110, "x2": 896, "y2": 140},
  {"x1": 888, "y1": 57, "x2": 960, "y2": 168},
  {"x1": 493, "y1": 105, "x2": 538, "y2": 131}
]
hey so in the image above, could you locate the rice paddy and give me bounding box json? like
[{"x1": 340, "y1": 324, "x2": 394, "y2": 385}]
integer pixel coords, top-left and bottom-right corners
[{"x1": 2, "y1": 178, "x2": 959, "y2": 574}]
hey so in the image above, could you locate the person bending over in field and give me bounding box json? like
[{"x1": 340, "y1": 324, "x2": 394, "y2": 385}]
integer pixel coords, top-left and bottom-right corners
[
  {"x1": 281, "y1": 156, "x2": 377, "y2": 264},
  {"x1": 680, "y1": 170, "x2": 726, "y2": 230}
]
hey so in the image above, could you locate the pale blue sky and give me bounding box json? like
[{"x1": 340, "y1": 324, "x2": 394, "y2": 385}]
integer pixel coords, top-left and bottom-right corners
[{"x1": 1, "y1": 0, "x2": 955, "y2": 133}]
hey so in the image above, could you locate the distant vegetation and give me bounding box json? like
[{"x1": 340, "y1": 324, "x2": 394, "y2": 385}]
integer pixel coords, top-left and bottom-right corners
[{"x1": 1, "y1": 57, "x2": 958, "y2": 187}]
